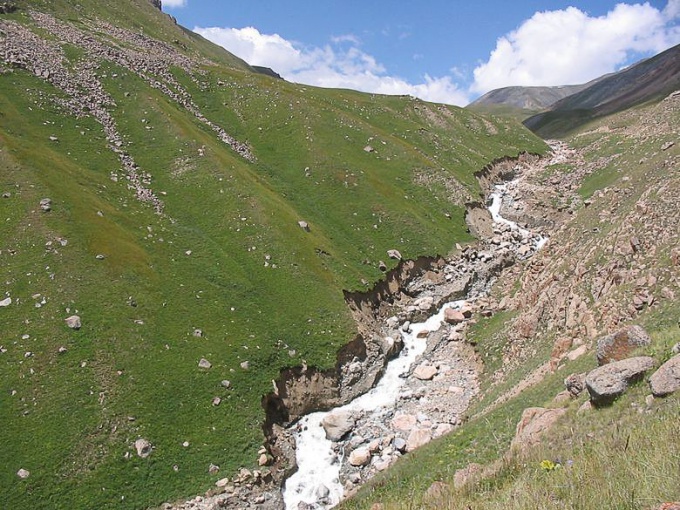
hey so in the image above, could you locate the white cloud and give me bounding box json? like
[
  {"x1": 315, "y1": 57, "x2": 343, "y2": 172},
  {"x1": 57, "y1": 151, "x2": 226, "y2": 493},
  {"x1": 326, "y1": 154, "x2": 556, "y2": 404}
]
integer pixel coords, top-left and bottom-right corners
[
  {"x1": 194, "y1": 25, "x2": 470, "y2": 105},
  {"x1": 664, "y1": 0, "x2": 680, "y2": 19},
  {"x1": 162, "y1": 0, "x2": 187, "y2": 7},
  {"x1": 471, "y1": 2, "x2": 680, "y2": 94},
  {"x1": 193, "y1": 2, "x2": 679, "y2": 106}
]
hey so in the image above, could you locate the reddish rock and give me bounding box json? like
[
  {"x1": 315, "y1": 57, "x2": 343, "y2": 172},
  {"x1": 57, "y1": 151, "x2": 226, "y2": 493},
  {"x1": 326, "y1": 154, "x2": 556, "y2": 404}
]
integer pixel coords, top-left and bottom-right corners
[
  {"x1": 391, "y1": 413, "x2": 417, "y2": 432},
  {"x1": 453, "y1": 463, "x2": 482, "y2": 489},
  {"x1": 348, "y1": 446, "x2": 371, "y2": 467},
  {"x1": 511, "y1": 407, "x2": 567, "y2": 449},
  {"x1": 413, "y1": 364, "x2": 438, "y2": 381},
  {"x1": 424, "y1": 481, "x2": 449, "y2": 502},
  {"x1": 406, "y1": 428, "x2": 432, "y2": 452},
  {"x1": 596, "y1": 325, "x2": 651, "y2": 365},
  {"x1": 444, "y1": 308, "x2": 466, "y2": 324}
]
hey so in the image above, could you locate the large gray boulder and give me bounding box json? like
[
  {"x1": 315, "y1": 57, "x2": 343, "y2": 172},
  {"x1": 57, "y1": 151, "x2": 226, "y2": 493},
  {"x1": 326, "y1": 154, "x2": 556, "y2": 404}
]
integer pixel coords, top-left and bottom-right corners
[
  {"x1": 321, "y1": 410, "x2": 357, "y2": 441},
  {"x1": 596, "y1": 325, "x2": 650, "y2": 365},
  {"x1": 586, "y1": 356, "x2": 655, "y2": 405},
  {"x1": 649, "y1": 355, "x2": 680, "y2": 397}
]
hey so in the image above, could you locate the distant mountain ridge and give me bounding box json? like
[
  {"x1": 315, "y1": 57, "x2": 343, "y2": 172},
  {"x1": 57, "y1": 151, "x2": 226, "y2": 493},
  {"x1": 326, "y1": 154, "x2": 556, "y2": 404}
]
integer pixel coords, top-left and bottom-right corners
[
  {"x1": 525, "y1": 43, "x2": 680, "y2": 136},
  {"x1": 469, "y1": 83, "x2": 592, "y2": 111}
]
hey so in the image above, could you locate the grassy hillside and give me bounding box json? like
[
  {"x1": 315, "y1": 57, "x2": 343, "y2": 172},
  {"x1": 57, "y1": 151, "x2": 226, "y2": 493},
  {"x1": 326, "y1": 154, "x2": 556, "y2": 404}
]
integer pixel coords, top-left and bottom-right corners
[{"x1": 0, "y1": 2, "x2": 547, "y2": 509}]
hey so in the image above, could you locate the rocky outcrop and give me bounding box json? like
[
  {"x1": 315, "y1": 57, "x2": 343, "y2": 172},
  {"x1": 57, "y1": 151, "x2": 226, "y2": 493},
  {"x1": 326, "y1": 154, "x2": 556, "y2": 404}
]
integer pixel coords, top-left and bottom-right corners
[
  {"x1": 473, "y1": 153, "x2": 541, "y2": 196},
  {"x1": 585, "y1": 356, "x2": 655, "y2": 406},
  {"x1": 149, "y1": 0, "x2": 162, "y2": 9}
]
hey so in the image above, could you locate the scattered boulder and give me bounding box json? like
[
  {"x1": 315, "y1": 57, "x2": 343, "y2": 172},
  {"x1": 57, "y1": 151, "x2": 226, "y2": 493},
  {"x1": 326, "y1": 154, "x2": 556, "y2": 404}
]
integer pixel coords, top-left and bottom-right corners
[
  {"x1": 391, "y1": 413, "x2": 417, "y2": 432},
  {"x1": 39, "y1": 198, "x2": 52, "y2": 212},
  {"x1": 193, "y1": 328, "x2": 203, "y2": 337},
  {"x1": 387, "y1": 249, "x2": 402, "y2": 260},
  {"x1": 215, "y1": 477, "x2": 230, "y2": 488},
  {"x1": 596, "y1": 325, "x2": 650, "y2": 365},
  {"x1": 65, "y1": 315, "x2": 81, "y2": 330},
  {"x1": 392, "y1": 437, "x2": 407, "y2": 452},
  {"x1": 405, "y1": 427, "x2": 432, "y2": 452},
  {"x1": 322, "y1": 410, "x2": 357, "y2": 441},
  {"x1": 413, "y1": 363, "x2": 438, "y2": 381},
  {"x1": 649, "y1": 355, "x2": 680, "y2": 397},
  {"x1": 444, "y1": 308, "x2": 466, "y2": 325},
  {"x1": 0, "y1": 297, "x2": 11, "y2": 307},
  {"x1": 198, "y1": 358, "x2": 211, "y2": 369},
  {"x1": 208, "y1": 463, "x2": 220, "y2": 475},
  {"x1": 424, "y1": 481, "x2": 449, "y2": 502},
  {"x1": 564, "y1": 373, "x2": 585, "y2": 397},
  {"x1": 16, "y1": 468, "x2": 30, "y2": 479},
  {"x1": 348, "y1": 446, "x2": 371, "y2": 467},
  {"x1": 134, "y1": 438, "x2": 152, "y2": 458},
  {"x1": 511, "y1": 407, "x2": 567, "y2": 449},
  {"x1": 297, "y1": 220, "x2": 310, "y2": 232},
  {"x1": 585, "y1": 356, "x2": 655, "y2": 406}
]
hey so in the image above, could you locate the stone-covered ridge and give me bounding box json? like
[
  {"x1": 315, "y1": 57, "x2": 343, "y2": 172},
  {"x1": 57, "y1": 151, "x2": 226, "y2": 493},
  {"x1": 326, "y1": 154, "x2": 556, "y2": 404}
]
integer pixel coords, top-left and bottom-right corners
[
  {"x1": 149, "y1": 0, "x2": 162, "y2": 10},
  {"x1": 0, "y1": 10, "x2": 255, "y2": 214}
]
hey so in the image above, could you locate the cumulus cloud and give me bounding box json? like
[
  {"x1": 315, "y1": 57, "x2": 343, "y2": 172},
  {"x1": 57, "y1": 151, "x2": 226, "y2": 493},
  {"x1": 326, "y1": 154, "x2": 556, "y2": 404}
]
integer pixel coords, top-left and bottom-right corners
[
  {"x1": 195, "y1": 26, "x2": 470, "y2": 105},
  {"x1": 162, "y1": 0, "x2": 187, "y2": 7},
  {"x1": 193, "y1": 2, "x2": 679, "y2": 106},
  {"x1": 471, "y1": 2, "x2": 680, "y2": 94}
]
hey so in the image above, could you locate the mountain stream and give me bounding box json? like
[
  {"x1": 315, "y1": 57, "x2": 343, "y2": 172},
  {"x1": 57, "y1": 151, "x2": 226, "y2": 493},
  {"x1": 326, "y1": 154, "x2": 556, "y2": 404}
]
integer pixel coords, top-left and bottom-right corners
[{"x1": 283, "y1": 180, "x2": 547, "y2": 509}]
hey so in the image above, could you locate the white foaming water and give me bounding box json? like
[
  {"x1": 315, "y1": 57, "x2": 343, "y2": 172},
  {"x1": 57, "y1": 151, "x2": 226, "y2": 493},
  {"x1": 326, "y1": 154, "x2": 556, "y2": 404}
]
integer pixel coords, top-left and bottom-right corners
[
  {"x1": 283, "y1": 180, "x2": 547, "y2": 509},
  {"x1": 283, "y1": 301, "x2": 467, "y2": 509},
  {"x1": 489, "y1": 184, "x2": 548, "y2": 250}
]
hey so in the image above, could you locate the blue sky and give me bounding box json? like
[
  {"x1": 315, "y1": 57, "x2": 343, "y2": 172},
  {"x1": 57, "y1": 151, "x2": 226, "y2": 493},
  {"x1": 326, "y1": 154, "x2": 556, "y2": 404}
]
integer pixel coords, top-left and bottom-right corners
[{"x1": 163, "y1": 0, "x2": 680, "y2": 105}]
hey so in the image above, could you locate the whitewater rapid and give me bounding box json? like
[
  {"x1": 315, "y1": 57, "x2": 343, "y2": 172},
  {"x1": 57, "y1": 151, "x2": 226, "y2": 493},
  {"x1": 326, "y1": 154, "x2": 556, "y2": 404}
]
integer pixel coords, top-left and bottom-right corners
[
  {"x1": 283, "y1": 299, "x2": 470, "y2": 508},
  {"x1": 283, "y1": 180, "x2": 547, "y2": 509}
]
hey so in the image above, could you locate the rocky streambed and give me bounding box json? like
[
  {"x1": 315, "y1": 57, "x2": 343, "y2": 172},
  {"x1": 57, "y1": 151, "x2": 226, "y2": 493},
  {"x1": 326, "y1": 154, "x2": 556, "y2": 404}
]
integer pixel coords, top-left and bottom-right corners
[
  {"x1": 161, "y1": 147, "x2": 563, "y2": 510},
  {"x1": 280, "y1": 155, "x2": 551, "y2": 509}
]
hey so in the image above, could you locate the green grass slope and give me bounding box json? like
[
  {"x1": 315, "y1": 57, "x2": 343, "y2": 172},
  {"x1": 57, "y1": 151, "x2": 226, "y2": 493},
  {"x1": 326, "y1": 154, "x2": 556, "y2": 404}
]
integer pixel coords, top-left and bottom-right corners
[
  {"x1": 0, "y1": 2, "x2": 547, "y2": 508},
  {"x1": 339, "y1": 93, "x2": 680, "y2": 510}
]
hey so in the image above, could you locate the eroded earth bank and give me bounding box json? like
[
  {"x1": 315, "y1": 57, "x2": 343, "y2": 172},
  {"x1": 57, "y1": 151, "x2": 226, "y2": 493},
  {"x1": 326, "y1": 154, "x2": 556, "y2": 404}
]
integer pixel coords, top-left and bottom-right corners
[{"x1": 160, "y1": 141, "x2": 582, "y2": 510}]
